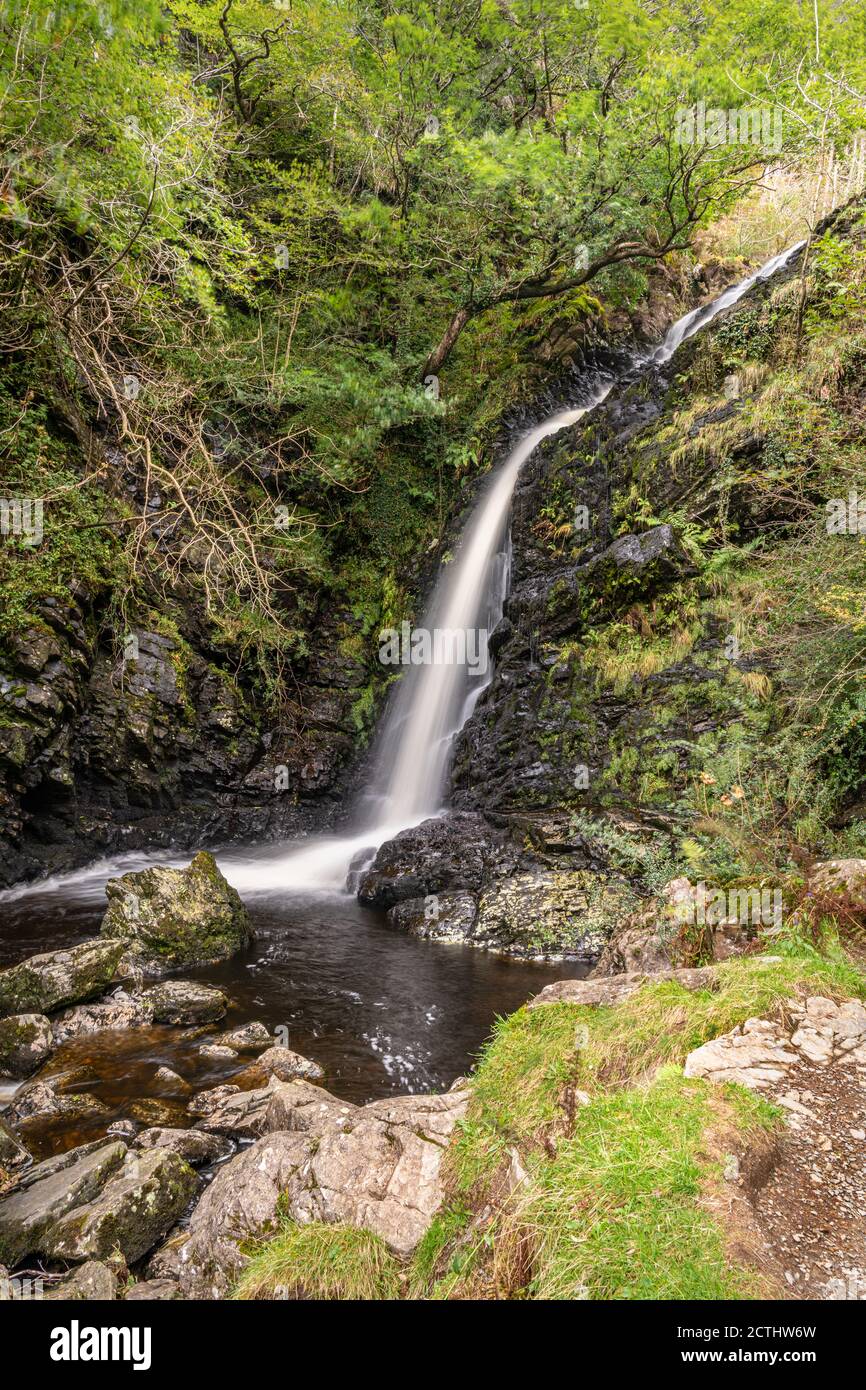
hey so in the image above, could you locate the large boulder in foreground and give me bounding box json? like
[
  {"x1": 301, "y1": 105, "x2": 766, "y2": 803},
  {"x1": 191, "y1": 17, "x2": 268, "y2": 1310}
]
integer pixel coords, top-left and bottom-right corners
[
  {"x1": 47, "y1": 1147, "x2": 198, "y2": 1264},
  {"x1": 0, "y1": 1140, "x2": 127, "y2": 1266},
  {"x1": 100, "y1": 852, "x2": 252, "y2": 974},
  {"x1": 178, "y1": 1083, "x2": 469, "y2": 1298},
  {"x1": 0, "y1": 1136, "x2": 198, "y2": 1267},
  {"x1": 0, "y1": 939, "x2": 124, "y2": 1019}
]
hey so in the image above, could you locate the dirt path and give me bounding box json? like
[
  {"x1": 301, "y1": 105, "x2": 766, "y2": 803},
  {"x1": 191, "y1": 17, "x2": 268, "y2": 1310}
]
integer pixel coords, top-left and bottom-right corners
[{"x1": 686, "y1": 994, "x2": 866, "y2": 1300}]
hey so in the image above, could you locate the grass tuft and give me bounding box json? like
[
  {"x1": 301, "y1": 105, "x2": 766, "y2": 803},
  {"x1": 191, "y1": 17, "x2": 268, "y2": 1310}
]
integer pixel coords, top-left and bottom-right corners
[{"x1": 232, "y1": 1221, "x2": 402, "y2": 1302}]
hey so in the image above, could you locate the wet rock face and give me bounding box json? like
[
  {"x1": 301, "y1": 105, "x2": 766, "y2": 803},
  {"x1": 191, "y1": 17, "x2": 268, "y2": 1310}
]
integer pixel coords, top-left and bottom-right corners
[
  {"x1": 99, "y1": 852, "x2": 252, "y2": 975},
  {"x1": 0, "y1": 603, "x2": 371, "y2": 888},
  {"x1": 0, "y1": 939, "x2": 124, "y2": 1020},
  {"x1": 357, "y1": 813, "x2": 519, "y2": 911},
  {"x1": 386, "y1": 890, "x2": 478, "y2": 941}
]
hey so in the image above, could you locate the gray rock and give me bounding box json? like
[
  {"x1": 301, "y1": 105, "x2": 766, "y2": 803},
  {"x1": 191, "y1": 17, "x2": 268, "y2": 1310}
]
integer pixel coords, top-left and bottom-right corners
[
  {"x1": 213, "y1": 1021, "x2": 271, "y2": 1052},
  {"x1": 7, "y1": 1070, "x2": 109, "y2": 1125},
  {"x1": 46, "y1": 1146, "x2": 199, "y2": 1264},
  {"x1": 246, "y1": 1045, "x2": 325, "y2": 1084},
  {"x1": 106, "y1": 1120, "x2": 138, "y2": 1140},
  {"x1": 51, "y1": 990, "x2": 153, "y2": 1045},
  {"x1": 43, "y1": 1260, "x2": 118, "y2": 1301},
  {"x1": 124, "y1": 1277, "x2": 181, "y2": 1300},
  {"x1": 199, "y1": 1044, "x2": 237, "y2": 1060},
  {"x1": 100, "y1": 851, "x2": 253, "y2": 975},
  {"x1": 141, "y1": 1227, "x2": 189, "y2": 1280},
  {"x1": 179, "y1": 1081, "x2": 470, "y2": 1297},
  {"x1": 287, "y1": 1088, "x2": 470, "y2": 1255},
  {"x1": 152, "y1": 1066, "x2": 192, "y2": 1095},
  {"x1": 0, "y1": 1140, "x2": 127, "y2": 1266},
  {"x1": 134, "y1": 1127, "x2": 233, "y2": 1166},
  {"x1": 178, "y1": 1131, "x2": 311, "y2": 1299},
  {"x1": 125, "y1": 1097, "x2": 188, "y2": 1129},
  {"x1": 190, "y1": 1077, "x2": 283, "y2": 1138},
  {"x1": 141, "y1": 980, "x2": 228, "y2": 1026},
  {"x1": 529, "y1": 965, "x2": 718, "y2": 1009},
  {"x1": 0, "y1": 939, "x2": 124, "y2": 1019},
  {"x1": 0, "y1": 1013, "x2": 53, "y2": 1077},
  {"x1": 810, "y1": 858, "x2": 866, "y2": 896},
  {"x1": 264, "y1": 1078, "x2": 358, "y2": 1133},
  {"x1": 386, "y1": 891, "x2": 478, "y2": 941},
  {"x1": 0, "y1": 1117, "x2": 31, "y2": 1176}
]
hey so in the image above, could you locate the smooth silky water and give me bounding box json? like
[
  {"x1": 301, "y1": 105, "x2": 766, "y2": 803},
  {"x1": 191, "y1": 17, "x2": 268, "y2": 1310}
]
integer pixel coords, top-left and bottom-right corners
[{"x1": 0, "y1": 241, "x2": 805, "y2": 1155}]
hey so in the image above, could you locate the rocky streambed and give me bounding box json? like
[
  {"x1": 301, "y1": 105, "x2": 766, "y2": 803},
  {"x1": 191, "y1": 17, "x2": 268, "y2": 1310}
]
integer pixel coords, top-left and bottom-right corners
[{"x1": 0, "y1": 850, "x2": 587, "y2": 1298}]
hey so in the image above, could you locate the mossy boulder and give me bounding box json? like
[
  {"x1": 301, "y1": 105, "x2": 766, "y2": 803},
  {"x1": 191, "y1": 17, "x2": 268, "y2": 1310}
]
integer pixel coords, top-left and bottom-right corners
[
  {"x1": 0, "y1": 1140, "x2": 198, "y2": 1267},
  {"x1": 0, "y1": 939, "x2": 124, "y2": 1020},
  {"x1": 0, "y1": 1013, "x2": 53, "y2": 1078},
  {"x1": 474, "y1": 869, "x2": 634, "y2": 957},
  {"x1": 99, "y1": 852, "x2": 253, "y2": 975}
]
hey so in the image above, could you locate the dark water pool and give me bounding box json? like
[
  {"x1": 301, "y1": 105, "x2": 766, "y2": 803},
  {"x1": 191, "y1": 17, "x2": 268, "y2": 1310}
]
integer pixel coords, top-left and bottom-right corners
[{"x1": 0, "y1": 865, "x2": 588, "y2": 1157}]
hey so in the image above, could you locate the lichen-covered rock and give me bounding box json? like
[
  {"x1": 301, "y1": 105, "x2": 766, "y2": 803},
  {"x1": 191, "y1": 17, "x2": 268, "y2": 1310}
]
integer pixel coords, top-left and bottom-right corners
[
  {"x1": 0, "y1": 1013, "x2": 53, "y2": 1077},
  {"x1": 385, "y1": 891, "x2": 478, "y2": 941},
  {"x1": 245, "y1": 1045, "x2": 325, "y2": 1085},
  {"x1": 46, "y1": 1147, "x2": 199, "y2": 1264},
  {"x1": 140, "y1": 979, "x2": 228, "y2": 1025},
  {"x1": 0, "y1": 939, "x2": 124, "y2": 1019},
  {"x1": 141, "y1": 1226, "x2": 189, "y2": 1281},
  {"x1": 43, "y1": 1260, "x2": 118, "y2": 1301},
  {"x1": 0, "y1": 1140, "x2": 127, "y2": 1266},
  {"x1": 685, "y1": 995, "x2": 866, "y2": 1089},
  {"x1": 0, "y1": 1117, "x2": 31, "y2": 1181},
  {"x1": 189, "y1": 1076, "x2": 285, "y2": 1138},
  {"x1": 178, "y1": 1130, "x2": 311, "y2": 1299},
  {"x1": 124, "y1": 1277, "x2": 181, "y2": 1300},
  {"x1": 474, "y1": 869, "x2": 633, "y2": 957},
  {"x1": 263, "y1": 1078, "x2": 358, "y2": 1133},
  {"x1": 51, "y1": 990, "x2": 154, "y2": 1044},
  {"x1": 7, "y1": 1070, "x2": 110, "y2": 1126},
  {"x1": 99, "y1": 851, "x2": 252, "y2": 974},
  {"x1": 213, "y1": 1021, "x2": 271, "y2": 1052},
  {"x1": 134, "y1": 1127, "x2": 233, "y2": 1167},
  {"x1": 179, "y1": 1083, "x2": 469, "y2": 1297},
  {"x1": 809, "y1": 859, "x2": 866, "y2": 897},
  {"x1": 528, "y1": 964, "x2": 718, "y2": 1009},
  {"x1": 277, "y1": 1087, "x2": 470, "y2": 1257}
]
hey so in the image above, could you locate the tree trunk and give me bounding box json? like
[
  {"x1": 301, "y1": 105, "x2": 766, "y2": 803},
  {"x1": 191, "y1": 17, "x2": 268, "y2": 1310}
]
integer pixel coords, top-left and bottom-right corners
[{"x1": 421, "y1": 305, "x2": 472, "y2": 380}]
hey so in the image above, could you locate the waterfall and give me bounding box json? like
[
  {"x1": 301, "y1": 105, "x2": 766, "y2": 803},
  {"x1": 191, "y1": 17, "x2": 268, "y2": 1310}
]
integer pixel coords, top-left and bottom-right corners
[
  {"x1": 0, "y1": 239, "x2": 806, "y2": 903},
  {"x1": 221, "y1": 238, "x2": 807, "y2": 895}
]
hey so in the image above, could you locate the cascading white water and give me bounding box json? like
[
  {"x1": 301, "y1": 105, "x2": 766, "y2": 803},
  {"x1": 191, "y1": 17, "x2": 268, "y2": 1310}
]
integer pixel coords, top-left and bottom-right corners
[
  {"x1": 368, "y1": 405, "x2": 603, "y2": 827},
  {"x1": 645, "y1": 240, "x2": 806, "y2": 365},
  {"x1": 0, "y1": 239, "x2": 807, "y2": 903}
]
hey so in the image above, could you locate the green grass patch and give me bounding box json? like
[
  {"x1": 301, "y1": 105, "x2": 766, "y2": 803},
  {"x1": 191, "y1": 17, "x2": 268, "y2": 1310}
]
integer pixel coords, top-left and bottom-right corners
[
  {"x1": 421, "y1": 936, "x2": 866, "y2": 1300},
  {"x1": 232, "y1": 1221, "x2": 401, "y2": 1302},
  {"x1": 516, "y1": 1068, "x2": 772, "y2": 1300}
]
